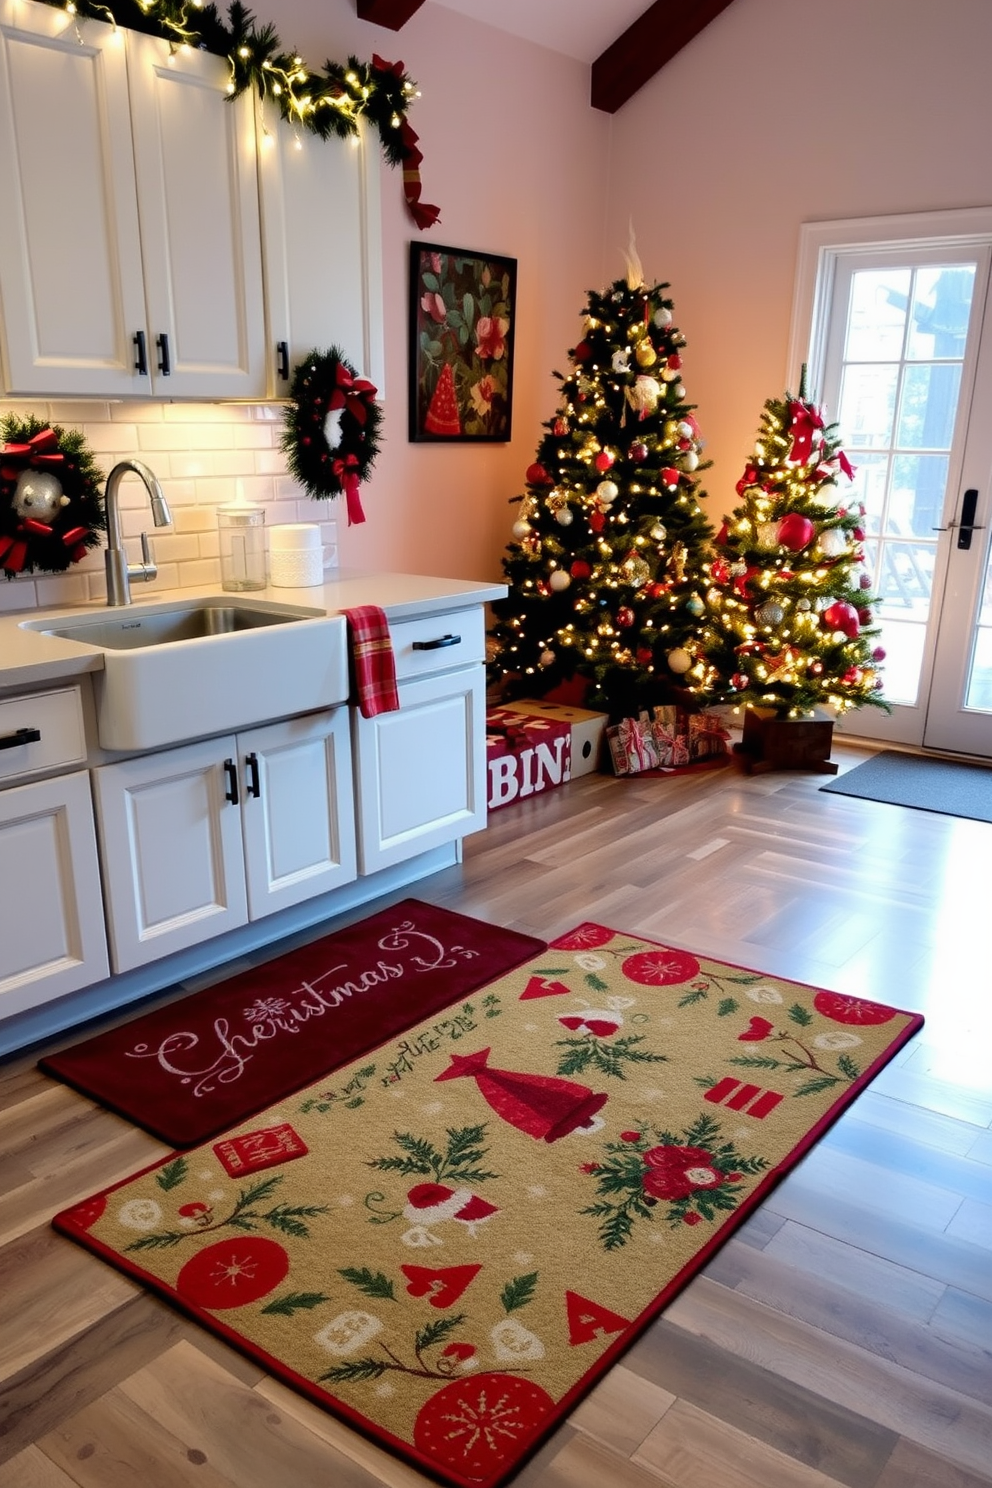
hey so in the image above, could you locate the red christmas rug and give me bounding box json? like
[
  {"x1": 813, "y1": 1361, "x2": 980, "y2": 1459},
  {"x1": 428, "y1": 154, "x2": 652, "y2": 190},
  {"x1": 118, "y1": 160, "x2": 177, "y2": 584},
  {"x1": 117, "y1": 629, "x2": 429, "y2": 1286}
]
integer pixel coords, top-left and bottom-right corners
[
  {"x1": 40, "y1": 900, "x2": 544, "y2": 1147},
  {"x1": 53, "y1": 926, "x2": 922, "y2": 1488}
]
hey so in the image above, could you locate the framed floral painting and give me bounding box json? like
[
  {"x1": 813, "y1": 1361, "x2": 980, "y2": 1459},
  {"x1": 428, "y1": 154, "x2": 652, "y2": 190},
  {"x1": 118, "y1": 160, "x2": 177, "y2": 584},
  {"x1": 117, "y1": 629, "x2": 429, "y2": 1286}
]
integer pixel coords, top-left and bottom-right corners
[{"x1": 409, "y1": 242, "x2": 517, "y2": 442}]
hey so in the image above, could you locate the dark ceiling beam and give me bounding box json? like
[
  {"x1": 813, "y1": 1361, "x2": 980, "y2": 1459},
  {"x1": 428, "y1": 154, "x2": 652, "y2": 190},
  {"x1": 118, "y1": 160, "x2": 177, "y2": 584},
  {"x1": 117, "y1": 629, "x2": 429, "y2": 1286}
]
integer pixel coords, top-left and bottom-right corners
[
  {"x1": 591, "y1": 0, "x2": 736, "y2": 113},
  {"x1": 356, "y1": 0, "x2": 426, "y2": 30}
]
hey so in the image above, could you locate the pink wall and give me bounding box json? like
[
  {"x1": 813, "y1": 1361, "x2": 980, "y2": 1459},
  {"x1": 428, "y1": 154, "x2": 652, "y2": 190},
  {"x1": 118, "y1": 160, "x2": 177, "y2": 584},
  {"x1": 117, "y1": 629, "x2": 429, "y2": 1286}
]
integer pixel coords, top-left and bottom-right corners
[
  {"x1": 604, "y1": 0, "x2": 992, "y2": 526},
  {"x1": 284, "y1": 0, "x2": 612, "y2": 583}
]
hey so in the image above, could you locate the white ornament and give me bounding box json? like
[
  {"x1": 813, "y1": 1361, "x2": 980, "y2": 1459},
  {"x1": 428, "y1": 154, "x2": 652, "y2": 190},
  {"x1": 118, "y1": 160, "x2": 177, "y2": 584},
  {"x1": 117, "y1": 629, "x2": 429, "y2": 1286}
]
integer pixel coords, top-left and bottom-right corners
[
  {"x1": 491, "y1": 1318, "x2": 545, "y2": 1362},
  {"x1": 654, "y1": 306, "x2": 673, "y2": 329},
  {"x1": 667, "y1": 647, "x2": 692, "y2": 674},
  {"x1": 627, "y1": 375, "x2": 660, "y2": 414},
  {"x1": 549, "y1": 569, "x2": 571, "y2": 592},
  {"x1": 539, "y1": 648, "x2": 556, "y2": 667},
  {"x1": 816, "y1": 527, "x2": 847, "y2": 558},
  {"x1": 13, "y1": 470, "x2": 65, "y2": 522},
  {"x1": 511, "y1": 519, "x2": 532, "y2": 540},
  {"x1": 611, "y1": 349, "x2": 630, "y2": 373},
  {"x1": 323, "y1": 407, "x2": 344, "y2": 452},
  {"x1": 596, "y1": 480, "x2": 618, "y2": 504},
  {"x1": 554, "y1": 507, "x2": 574, "y2": 526},
  {"x1": 650, "y1": 522, "x2": 667, "y2": 542},
  {"x1": 681, "y1": 450, "x2": 699, "y2": 471}
]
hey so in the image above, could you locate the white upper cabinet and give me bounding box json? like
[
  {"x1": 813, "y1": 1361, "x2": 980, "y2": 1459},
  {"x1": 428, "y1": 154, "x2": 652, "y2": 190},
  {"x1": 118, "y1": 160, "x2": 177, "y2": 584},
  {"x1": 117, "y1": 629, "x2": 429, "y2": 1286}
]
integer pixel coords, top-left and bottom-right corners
[
  {"x1": 0, "y1": 1, "x2": 266, "y2": 398},
  {"x1": 257, "y1": 113, "x2": 384, "y2": 398}
]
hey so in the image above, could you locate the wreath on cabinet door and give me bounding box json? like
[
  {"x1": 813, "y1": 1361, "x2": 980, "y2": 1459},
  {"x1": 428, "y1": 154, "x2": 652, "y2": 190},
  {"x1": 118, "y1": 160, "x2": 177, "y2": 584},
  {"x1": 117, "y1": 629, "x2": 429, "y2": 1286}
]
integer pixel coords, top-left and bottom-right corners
[
  {"x1": 280, "y1": 347, "x2": 382, "y2": 526},
  {"x1": 0, "y1": 415, "x2": 106, "y2": 577},
  {"x1": 33, "y1": 0, "x2": 440, "y2": 229}
]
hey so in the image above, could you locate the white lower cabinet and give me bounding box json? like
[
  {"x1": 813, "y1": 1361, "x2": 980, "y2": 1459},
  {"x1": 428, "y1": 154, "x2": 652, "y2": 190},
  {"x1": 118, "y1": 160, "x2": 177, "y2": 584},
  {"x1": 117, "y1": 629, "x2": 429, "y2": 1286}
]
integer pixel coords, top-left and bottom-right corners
[
  {"x1": 0, "y1": 769, "x2": 109, "y2": 1018},
  {"x1": 94, "y1": 710, "x2": 355, "y2": 973},
  {"x1": 352, "y1": 665, "x2": 486, "y2": 875}
]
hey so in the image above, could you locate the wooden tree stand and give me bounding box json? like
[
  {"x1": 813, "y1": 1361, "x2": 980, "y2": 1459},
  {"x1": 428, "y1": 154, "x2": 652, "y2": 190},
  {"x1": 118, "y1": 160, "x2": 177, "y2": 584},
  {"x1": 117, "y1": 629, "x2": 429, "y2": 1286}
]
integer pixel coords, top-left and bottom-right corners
[{"x1": 734, "y1": 707, "x2": 839, "y2": 776}]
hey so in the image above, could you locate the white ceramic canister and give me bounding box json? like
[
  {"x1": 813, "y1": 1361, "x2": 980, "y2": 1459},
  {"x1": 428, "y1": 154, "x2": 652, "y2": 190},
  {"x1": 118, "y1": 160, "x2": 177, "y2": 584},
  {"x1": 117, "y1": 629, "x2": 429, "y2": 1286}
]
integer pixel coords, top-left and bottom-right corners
[{"x1": 268, "y1": 523, "x2": 334, "y2": 587}]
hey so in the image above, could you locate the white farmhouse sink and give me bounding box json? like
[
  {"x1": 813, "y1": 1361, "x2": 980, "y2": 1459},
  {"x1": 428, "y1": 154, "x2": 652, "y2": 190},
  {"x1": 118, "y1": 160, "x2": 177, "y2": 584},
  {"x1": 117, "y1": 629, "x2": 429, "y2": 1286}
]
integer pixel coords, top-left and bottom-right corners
[{"x1": 21, "y1": 597, "x2": 349, "y2": 751}]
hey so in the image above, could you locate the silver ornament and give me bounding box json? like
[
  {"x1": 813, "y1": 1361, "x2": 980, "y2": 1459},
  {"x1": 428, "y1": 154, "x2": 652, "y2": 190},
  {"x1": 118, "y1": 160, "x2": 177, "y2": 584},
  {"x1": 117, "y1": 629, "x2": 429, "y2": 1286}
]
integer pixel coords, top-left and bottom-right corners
[
  {"x1": 755, "y1": 599, "x2": 785, "y2": 627},
  {"x1": 13, "y1": 469, "x2": 65, "y2": 523}
]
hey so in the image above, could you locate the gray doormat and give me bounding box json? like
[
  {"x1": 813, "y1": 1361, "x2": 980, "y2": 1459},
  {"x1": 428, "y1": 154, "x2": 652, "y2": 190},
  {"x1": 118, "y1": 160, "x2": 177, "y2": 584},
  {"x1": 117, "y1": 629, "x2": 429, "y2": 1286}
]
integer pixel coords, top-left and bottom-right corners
[{"x1": 820, "y1": 750, "x2": 992, "y2": 822}]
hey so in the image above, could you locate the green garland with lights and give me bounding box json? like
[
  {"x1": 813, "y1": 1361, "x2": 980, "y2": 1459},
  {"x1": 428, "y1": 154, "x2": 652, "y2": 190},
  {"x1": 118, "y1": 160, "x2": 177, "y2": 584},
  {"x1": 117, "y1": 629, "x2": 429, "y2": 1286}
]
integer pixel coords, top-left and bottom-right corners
[
  {"x1": 35, "y1": 0, "x2": 440, "y2": 227},
  {"x1": 0, "y1": 414, "x2": 106, "y2": 577},
  {"x1": 281, "y1": 347, "x2": 382, "y2": 526}
]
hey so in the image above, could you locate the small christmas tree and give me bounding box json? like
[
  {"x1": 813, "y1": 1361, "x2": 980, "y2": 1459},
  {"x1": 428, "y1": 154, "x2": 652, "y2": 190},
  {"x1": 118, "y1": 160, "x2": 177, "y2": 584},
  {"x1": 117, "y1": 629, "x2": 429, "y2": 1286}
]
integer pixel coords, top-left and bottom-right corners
[
  {"x1": 701, "y1": 374, "x2": 888, "y2": 720},
  {"x1": 488, "y1": 249, "x2": 714, "y2": 718}
]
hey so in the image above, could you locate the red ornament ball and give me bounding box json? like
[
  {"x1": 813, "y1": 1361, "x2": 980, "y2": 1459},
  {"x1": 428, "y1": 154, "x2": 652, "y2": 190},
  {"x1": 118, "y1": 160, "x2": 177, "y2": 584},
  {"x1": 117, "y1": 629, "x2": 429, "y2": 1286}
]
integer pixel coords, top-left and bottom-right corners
[
  {"x1": 777, "y1": 512, "x2": 816, "y2": 551},
  {"x1": 629, "y1": 440, "x2": 648, "y2": 463},
  {"x1": 570, "y1": 560, "x2": 591, "y2": 579},
  {"x1": 616, "y1": 606, "x2": 635, "y2": 628},
  {"x1": 644, "y1": 581, "x2": 667, "y2": 599},
  {"x1": 872, "y1": 646, "x2": 886, "y2": 661},
  {"x1": 730, "y1": 672, "x2": 748, "y2": 690},
  {"x1": 589, "y1": 511, "x2": 606, "y2": 532},
  {"x1": 573, "y1": 339, "x2": 592, "y2": 362},
  {"x1": 822, "y1": 601, "x2": 860, "y2": 638},
  {"x1": 660, "y1": 467, "x2": 681, "y2": 488},
  {"x1": 594, "y1": 449, "x2": 615, "y2": 472},
  {"x1": 526, "y1": 462, "x2": 552, "y2": 486},
  {"x1": 636, "y1": 646, "x2": 654, "y2": 664}
]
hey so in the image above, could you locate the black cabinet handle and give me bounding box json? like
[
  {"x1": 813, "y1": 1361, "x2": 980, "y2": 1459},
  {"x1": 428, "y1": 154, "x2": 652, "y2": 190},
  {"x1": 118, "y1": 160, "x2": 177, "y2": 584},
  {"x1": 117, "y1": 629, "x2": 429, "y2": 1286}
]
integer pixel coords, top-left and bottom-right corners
[
  {"x1": 412, "y1": 634, "x2": 461, "y2": 651},
  {"x1": 133, "y1": 330, "x2": 148, "y2": 376},
  {"x1": 156, "y1": 332, "x2": 171, "y2": 377},
  {"x1": 0, "y1": 726, "x2": 41, "y2": 752},
  {"x1": 223, "y1": 757, "x2": 239, "y2": 805},
  {"x1": 276, "y1": 341, "x2": 289, "y2": 380},
  {"x1": 245, "y1": 751, "x2": 261, "y2": 798}
]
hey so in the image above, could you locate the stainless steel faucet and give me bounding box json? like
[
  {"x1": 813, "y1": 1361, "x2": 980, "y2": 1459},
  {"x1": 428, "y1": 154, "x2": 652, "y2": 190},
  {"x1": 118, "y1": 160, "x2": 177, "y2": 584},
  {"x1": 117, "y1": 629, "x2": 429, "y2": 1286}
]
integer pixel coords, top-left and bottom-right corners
[{"x1": 103, "y1": 460, "x2": 172, "y2": 606}]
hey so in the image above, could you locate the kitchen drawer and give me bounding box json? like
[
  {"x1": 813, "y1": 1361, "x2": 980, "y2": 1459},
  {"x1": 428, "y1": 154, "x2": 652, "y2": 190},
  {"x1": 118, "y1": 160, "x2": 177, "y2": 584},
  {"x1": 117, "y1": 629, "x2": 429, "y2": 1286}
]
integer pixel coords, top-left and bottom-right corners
[
  {"x1": 0, "y1": 687, "x2": 86, "y2": 782},
  {"x1": 390, "y1": 608, "x2": 485, "y2": 681}
]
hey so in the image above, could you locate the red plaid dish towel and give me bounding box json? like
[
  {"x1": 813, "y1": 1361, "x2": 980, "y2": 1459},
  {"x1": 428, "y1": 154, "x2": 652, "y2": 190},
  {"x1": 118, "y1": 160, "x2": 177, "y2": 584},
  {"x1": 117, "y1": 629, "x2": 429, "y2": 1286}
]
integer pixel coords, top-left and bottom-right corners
[{"x1": 343, "y1": 606, "x2": 400, "y2": 718}]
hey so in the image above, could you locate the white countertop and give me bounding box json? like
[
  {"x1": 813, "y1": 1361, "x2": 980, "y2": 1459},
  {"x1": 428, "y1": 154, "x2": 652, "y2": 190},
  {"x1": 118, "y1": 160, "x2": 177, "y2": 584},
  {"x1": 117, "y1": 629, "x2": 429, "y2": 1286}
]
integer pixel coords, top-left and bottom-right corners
[{"x1": 0, "y1": 569, "x2": 507, "y2": 690}]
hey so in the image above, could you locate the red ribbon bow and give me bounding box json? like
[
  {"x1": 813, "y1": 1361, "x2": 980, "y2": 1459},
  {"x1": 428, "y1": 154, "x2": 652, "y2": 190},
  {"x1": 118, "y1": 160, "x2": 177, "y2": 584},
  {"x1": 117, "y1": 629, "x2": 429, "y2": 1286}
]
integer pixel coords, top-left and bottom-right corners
[
  {"x1": 787, "y1": 399, "x2": 824, "y2": 464},
  {"x1": 333, "y1": 453, "x2": 366, "y2": 526},
  {"x1": 0, "y1": 425, "x2": 65, "y2": 482},
  {"x1": 329, "y1": 362, "x2": 377, "y2": 426},
  {"x1": 370, "y1": 56, "x2": 441, "y2": 231}
]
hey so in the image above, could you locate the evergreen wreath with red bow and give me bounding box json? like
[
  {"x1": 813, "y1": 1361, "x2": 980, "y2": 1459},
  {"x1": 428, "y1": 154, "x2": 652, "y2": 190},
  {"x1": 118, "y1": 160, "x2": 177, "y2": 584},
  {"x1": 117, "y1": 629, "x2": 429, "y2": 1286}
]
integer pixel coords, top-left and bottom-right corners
[
  {"x1": 281, "y1": 347, "x2": 382, "y2": 526},
  {"x1": 0, "y1": 415, "x2": 106, "y2": 578}
]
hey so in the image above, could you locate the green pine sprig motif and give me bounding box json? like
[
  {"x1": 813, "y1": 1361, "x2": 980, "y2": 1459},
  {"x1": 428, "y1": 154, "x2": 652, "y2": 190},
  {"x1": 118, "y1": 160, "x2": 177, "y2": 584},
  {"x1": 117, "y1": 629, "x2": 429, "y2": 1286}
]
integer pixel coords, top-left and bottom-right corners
[
  {"x1": 338, "y1": 1268, "x2": 397, "y2": 1302},
  {"x1": 125, "y1": 1174, "x2": 328, "y2": 1251},
  {"x1": 261, "y1": 1291, "x2": 332, "y2": 1316},
  {"x1": 156, "y1": 1158, "x2": 188, "y2": 1192},
  {"x1": 501, "y1": 1273, "x2": 539, "y2": 1313},
  {"x1": 367, "y1": 1125, "x2": 499, "y2": 1186},
  {"x1": 555, "y1": 1033, "x2": 667, "y2": 1080},
  {"x1": 319, "y1": 1314, "x2": 469, "y2": 1386}
]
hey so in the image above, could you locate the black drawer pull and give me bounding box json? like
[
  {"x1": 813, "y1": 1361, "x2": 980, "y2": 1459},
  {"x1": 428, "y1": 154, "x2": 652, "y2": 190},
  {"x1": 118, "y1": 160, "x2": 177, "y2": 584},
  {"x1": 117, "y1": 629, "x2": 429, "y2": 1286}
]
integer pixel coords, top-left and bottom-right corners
[
  {"x1": 0, "y1": 726, "x2": 41, "y2": 752},
  {"x1": 412, "y1": 634, "x2": 461, "y2": 651},
  {"x1": 276, "y1": 341, "x2": 290, "y2": 380},
  {"x1": 157, "y1": 331, "x2": 171, "y2": 376},
  {"x1": 223, "y1": 757, "x2": 239, "y2": 806},
  {"x1": 133, "y1": 330, "x2": 148, "y2": 376},
  {"x1": 245, "y1": 751, "x2": 261, "y2": 798}
]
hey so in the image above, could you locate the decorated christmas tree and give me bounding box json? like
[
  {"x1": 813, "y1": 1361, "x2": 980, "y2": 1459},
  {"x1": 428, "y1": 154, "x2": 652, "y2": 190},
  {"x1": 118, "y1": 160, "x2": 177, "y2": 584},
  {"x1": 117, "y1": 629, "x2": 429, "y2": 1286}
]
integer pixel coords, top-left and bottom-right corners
[
  {"x1": 700, "y1": 374, "x2": 888, "y2": 720},
  {"x1": 487, "y1": 248, "x2": 715, "y2": 718}
]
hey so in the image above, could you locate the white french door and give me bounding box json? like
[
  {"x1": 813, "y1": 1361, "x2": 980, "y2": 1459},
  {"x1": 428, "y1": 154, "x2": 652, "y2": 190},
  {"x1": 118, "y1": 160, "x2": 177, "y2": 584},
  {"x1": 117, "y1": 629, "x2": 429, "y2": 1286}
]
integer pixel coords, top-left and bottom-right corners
[{"x1": 792, "y1": 209, "x2": 992, "y2": 757}]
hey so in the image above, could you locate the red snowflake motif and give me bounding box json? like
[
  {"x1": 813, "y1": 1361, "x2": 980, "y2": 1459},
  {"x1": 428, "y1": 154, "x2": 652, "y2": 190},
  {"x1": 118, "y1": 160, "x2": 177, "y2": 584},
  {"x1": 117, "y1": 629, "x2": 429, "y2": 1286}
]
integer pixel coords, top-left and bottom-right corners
[
  {"x1": 414, "y1": 1374, "x2": 554, "y2": 1477},
  {"x1": 621, "y1": 947, "x2": 700, "y2": 986},
  {"x1": 551, "y1": 923, "x2": 614, "y2": 951},
  {"x1": 641, "y1": 1145, "x2": 727, "y2": 1201}
]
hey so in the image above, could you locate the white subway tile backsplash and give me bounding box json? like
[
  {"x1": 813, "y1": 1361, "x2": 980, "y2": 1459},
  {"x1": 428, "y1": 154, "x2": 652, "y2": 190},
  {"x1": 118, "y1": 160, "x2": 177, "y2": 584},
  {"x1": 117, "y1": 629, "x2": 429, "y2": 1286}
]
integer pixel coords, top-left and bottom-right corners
[{"x1": 0, "y1": 399, "x2": 316, "y2": 612}]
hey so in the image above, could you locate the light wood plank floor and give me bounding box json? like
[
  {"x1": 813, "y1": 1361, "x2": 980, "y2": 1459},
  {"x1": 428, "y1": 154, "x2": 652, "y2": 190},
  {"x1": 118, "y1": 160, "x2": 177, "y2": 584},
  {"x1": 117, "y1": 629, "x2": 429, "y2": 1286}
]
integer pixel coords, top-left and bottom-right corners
[{"x1": 2, "y1": 743, "x2": 991, "y2": 1487}]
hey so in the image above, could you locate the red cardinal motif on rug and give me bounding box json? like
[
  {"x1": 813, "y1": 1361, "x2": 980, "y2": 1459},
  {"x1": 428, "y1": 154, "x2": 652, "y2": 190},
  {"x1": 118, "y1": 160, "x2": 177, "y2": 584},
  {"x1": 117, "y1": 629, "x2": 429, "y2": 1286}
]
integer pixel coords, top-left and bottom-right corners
[{"x1": 434, "y1": 1048, "x2": 607, "y2": 1141}]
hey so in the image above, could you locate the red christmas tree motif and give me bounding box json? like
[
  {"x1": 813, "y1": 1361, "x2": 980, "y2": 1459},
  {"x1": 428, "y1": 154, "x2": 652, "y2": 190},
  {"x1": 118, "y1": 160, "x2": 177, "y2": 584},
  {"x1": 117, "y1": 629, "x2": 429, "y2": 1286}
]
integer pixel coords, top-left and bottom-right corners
[
  {"x1": 424, "y1": 363, "x2": 462, "y2": 435},
  {"x1": 434, "y1": 1048, "x2": 607, "y2": 1142}
]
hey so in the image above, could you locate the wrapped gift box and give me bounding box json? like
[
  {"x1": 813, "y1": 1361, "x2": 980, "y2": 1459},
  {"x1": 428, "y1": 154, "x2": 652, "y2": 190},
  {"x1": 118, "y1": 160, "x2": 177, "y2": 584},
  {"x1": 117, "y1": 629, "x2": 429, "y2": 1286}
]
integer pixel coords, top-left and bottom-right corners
[
  {"x1": 495, "y1": 699, "x2": 608, "y2": 777},
  {"x1": 486, "y1": 707, "x2": 573, "y2": 811}
]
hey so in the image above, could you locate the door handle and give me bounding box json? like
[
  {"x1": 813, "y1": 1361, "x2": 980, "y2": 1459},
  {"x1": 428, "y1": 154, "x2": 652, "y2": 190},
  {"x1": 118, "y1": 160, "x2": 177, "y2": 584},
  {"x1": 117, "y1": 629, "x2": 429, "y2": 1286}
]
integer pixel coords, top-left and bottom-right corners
[
  {"x1": 245, "y1": 751, "x2": 261, "y2": 798},
  {"x1": 276, "y1": 341, "x2": 290, "y2": 380},
  {"x1": 133, "y1": 330, "x2": 148, "y2": 376},
  {"x1": 156, "y1": 332, "x2": 171, "y2": 377},
  {"x1": 957, "y1": 488, "x2": 984, "y2": 550},
  {"x1": 0, "y1": 726, "x2": 41, "y2": 751},
  {"x1": 223, "y1": 757, "x2": 239, "y2": 805},
  {"x1": 412, "y1": 634, "x2": 461, "y2": 650}
]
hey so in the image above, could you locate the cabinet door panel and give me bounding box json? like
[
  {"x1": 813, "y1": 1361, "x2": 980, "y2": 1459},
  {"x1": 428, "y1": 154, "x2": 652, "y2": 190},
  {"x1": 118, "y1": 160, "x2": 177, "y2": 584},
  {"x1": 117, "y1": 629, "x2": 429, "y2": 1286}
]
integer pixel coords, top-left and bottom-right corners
[
  {"x1": 241, "y1": 711, "x2": 357, "y2": 920},
  {"x1": 258, "y1": 116, "x2": 384, "y2": 395},
  {"x1": 0, "y1": 770, "x2": 109, "y2": 1018},
  {"x1": 353, "y1": 666, "x2": 486, "y2": 875},
  {"x1": 94, "y1": 739, "x2": 247, "y2": 973},
  {"x1": 0, "y1": 3, "x2": 146, "y2": 395},
  {"x1": 126, "y1": 33, "x2": 265, "y2": 398}
]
